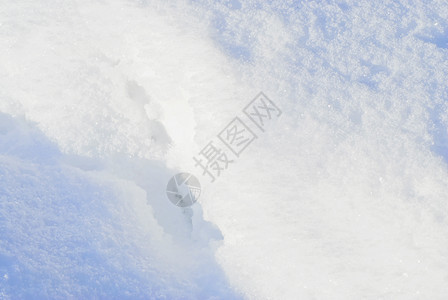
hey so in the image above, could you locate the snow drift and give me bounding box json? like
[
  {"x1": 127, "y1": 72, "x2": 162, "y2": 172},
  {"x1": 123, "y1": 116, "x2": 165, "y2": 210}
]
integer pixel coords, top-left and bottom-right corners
[{"x1": 1, "y1": 0, "x2": 448, "y2": 299}]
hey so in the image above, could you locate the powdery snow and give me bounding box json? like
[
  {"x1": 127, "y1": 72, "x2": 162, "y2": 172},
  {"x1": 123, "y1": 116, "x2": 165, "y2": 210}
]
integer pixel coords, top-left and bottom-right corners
[{"x1": 0, "y1": 0, "x2": 448, "y2": 299}]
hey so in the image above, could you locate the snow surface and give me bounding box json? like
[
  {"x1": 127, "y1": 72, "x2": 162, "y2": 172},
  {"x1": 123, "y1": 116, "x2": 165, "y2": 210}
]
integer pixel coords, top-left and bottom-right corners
[{"x1": 1, "y1": 0, "x2": 448, "y2": 299}]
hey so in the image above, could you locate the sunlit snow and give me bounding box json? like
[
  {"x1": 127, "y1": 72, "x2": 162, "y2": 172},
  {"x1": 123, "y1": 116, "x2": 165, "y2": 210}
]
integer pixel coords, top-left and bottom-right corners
[{"x1": 1, "y1": 0, "x2": 448, "y2": 299}]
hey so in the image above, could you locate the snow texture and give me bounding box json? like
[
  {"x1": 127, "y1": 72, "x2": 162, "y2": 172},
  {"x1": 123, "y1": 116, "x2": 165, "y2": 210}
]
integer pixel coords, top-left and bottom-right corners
[{"x1": 1, "y1": 0, "x2": 448, "y2": 299}]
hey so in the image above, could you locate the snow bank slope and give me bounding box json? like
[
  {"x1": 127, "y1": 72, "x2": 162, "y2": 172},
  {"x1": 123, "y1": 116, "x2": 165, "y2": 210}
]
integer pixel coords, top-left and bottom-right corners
[
  {"x1": 0, "y1": 113, "x2": 238, "y2": 299},
  {"x1": 0, "y1": 0, "x2": 241, "y2": 298},
  {"x1": 1, "y1": 0, "x2": 448, "y2": 299},
  {"x1": 189, "y1": 1, "x2": 448, "y2": 299}
]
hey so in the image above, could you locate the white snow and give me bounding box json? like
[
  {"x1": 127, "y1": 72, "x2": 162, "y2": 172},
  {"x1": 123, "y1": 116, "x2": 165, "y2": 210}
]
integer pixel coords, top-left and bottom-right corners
[{"x1": 1, "y1": 0, "x2": 448, "y2": 299}]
